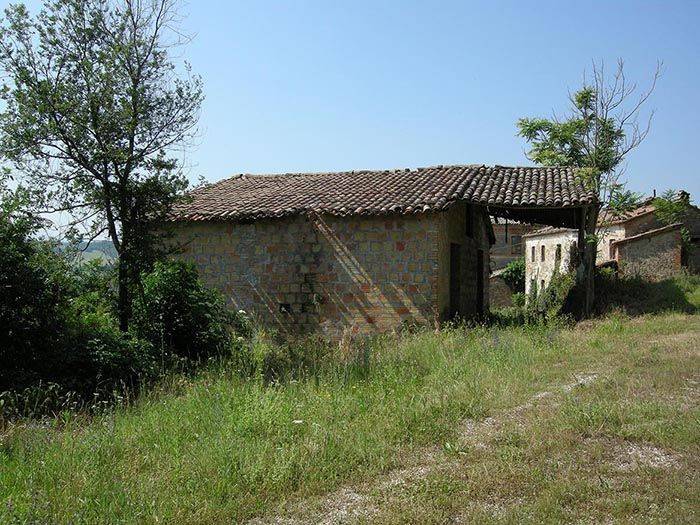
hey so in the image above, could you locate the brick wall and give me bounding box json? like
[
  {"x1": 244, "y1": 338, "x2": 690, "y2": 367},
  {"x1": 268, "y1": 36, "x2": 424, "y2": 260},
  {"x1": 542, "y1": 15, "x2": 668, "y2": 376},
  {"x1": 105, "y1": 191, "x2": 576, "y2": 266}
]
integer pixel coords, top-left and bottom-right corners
[
  {"x1": 613, "y1": 227, "x2": 682, "y2": 281},
  {"x1": 436, "y1": 203, "x2": 491, "y2": 319},
  {"x1": 172, "y1": 213, "x2": 441, "y2": 339},
  {"x1": 172, "y1": 205, "x2": 492, "y2": 339}
]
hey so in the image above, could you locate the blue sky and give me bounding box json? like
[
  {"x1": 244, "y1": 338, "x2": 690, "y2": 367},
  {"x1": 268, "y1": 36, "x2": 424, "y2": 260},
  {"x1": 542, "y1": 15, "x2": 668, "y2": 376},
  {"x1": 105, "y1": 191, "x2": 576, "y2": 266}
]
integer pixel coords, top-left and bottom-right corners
[{"x1": 14, "y1": 1, "x2": 700, "y2": 199}]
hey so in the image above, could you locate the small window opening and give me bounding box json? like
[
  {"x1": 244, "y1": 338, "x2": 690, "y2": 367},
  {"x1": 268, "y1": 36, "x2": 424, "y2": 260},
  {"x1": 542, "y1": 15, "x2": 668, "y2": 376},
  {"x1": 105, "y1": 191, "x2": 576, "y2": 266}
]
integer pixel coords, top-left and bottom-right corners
[
  {"x1": 555, "y1": 244, "x2": 562, "y2": 261},
  {"x1": 279, "y1": 303, "x2": 291, "y2": 314},
  {"x1": 541, "y1": 279, "x2": 545, "y2": 290},
  {"x1": 531, "y1": 245, "x2": 536, "y2": 262},
  {"x1": 540, "y1": 245, "x2": 545, "y2": 262}
]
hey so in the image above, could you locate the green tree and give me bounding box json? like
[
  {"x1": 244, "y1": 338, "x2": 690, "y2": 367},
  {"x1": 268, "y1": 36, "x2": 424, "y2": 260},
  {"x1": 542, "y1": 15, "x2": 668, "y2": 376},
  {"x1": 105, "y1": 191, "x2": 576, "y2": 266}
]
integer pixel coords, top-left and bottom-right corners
[
  {"x1": 0, "y1": 0, "x2": 203, "y2": 330},
  {"x1": 517, "y1": 60, "x2": 660, "y2": 313},
  {"x1": 654, "y1": 189, "x2": 693, "y2": 261},
  {"x1": 501, "y1": 257, "x2": 525, "y2": 293}
]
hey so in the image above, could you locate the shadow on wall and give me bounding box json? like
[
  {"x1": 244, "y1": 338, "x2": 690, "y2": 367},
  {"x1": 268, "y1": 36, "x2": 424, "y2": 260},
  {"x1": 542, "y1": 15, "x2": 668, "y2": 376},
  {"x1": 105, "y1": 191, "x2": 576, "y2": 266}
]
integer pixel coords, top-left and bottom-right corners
[
  {"x1": 191, "y1": 214, "x2": 435, "y2": 339},
  {"x1": 594, "y1": 272, "x2": 698, "y2": 316}
]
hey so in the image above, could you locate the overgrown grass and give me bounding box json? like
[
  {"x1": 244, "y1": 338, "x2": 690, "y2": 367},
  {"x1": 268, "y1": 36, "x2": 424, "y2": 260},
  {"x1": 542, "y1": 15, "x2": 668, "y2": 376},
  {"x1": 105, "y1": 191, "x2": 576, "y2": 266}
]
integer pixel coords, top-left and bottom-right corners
[
  {"x1": 369, "y1": 313, "x2": 700, "y2": 524},
  {"x1": 1, "y1": 279, "x2": 699, "y2": 523}
]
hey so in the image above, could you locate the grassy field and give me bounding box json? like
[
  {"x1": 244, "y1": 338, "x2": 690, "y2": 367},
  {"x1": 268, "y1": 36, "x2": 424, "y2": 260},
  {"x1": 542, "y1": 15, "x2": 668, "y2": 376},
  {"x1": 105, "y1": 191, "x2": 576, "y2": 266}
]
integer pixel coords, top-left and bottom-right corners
[{"x1": 1, "y1": 278, "x2": 699, "y2": 524}]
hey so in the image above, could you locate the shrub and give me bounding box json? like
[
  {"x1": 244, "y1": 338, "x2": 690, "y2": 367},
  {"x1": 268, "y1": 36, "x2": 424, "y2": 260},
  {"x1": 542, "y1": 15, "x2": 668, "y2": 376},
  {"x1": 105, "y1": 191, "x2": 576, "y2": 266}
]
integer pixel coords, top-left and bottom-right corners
[
  {"x1": 62, "y1": 295, "x2": 158, "y2": 396},
  {"x1": 0, "y1": 203, "x2": 159, "y2": 419},
  {"x1": 501, "y1": 257, "x2": 525, "y2": 292},
  {"x1": 132, "y1": 261, "x2": 233, "y2": 363},
  {"x1": 0, "y1": 210, "x2": 71, "y2": 391},
  {"x1": 512, "y1": 292, "x2": 526, "y2": 308},
  {"x1": 594, "y1": 269, "x2": 697, "y2": 315},
  {"x1": 526, "y1": 271, "x2": 575, "y2": 324}
]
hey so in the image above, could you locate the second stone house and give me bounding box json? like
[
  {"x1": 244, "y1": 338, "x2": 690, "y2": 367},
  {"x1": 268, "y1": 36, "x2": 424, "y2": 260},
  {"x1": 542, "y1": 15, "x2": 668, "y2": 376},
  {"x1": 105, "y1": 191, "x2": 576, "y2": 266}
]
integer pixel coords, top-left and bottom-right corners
[{"x1": 523, "y1": 193, "x2": 698, "y2": 295}]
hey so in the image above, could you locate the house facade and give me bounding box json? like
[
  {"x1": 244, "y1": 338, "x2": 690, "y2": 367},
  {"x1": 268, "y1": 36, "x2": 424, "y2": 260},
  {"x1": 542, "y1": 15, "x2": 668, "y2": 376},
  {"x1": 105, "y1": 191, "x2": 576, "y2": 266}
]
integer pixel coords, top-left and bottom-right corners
[
  {"x1": 170, "y1": 203, "x2": 491, "y2": 338},
  {"x1": 524, "y1": 228, "x2": 578, "y2": 296},
  {"x1": 524, "y1": 194, "x2": 697, "y2": 293},
  {"x1": 610, "y1": 224, "x2": 683, "y2": 280},
  {"x1": 168, "y1": 165, "x2": 596, "y2": 338}
]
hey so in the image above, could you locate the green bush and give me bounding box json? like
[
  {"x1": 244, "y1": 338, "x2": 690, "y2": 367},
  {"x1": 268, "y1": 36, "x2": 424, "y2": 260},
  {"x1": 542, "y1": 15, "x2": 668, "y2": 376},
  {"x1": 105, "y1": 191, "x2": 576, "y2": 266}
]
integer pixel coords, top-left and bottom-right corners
[
  {"x1": 512, "y1": 292, "x2": 526, "y2": 308},
  {"x1": 0, "y1": 210, "x2": 70, "y2": 391},
  {"x1": 532, "y1": 271, "x2": 575, "y2": 322},
  {"x1": 62, "y1": 295, "x2": 158, "y2": 394},
  {"x1": 594, "y1": 269, "x2": 698, "y2": 315},
  {"x1": 510, "y1": 271, "x2": 576, "y2": 325},
  {"x1": 501, "y1": 257, "x2": 525, "y2": 292},
  {"x1": 132, "y1": 261, "x2": 234, "y2": 363},
  {"x1": 0, "y1": 208, "x2": 161, "y2": 418}
]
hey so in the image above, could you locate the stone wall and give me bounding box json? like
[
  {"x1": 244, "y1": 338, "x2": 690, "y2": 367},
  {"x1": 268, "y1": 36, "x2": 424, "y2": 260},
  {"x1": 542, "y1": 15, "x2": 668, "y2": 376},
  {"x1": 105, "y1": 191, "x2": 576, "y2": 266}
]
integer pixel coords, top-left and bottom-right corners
[
  {"x1": 524, "y1": 230, "x2": 578, "y2": 296},
  {"x1": 623, "y1": 212, "x2": 663, "y2": 237},
  {"x1": 436, "y1": 203, "x2": 491, "y2": 319},
  {"x1": 489, "y1": 274, "x2": 513, "y2": 308},
  {"x1": 172, "y1": 205, "x2": 492, "y2": 338},
  {"x1": 613, "y1": 227, "x2": 682, "y2": 281}
]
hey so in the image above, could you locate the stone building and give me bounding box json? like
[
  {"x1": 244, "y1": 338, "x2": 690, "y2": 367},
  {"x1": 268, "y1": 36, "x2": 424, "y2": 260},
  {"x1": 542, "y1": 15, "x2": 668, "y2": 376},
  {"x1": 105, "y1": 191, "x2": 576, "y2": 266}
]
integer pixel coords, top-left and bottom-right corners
[
  {"x1": 523, "y1": 227, "x2": 579, "y2": 295},
  {"x1": 524, "y1": 193, "x2": 698, "y2": 294},
  {"x1": 610, "y1": 224, "x2": 683, "y2": 280},
  {"x1": 168, "y1": 165, "x2": 596, "y2": 338},
  {"x1": 489, "y1": 220, "x2": 537, "y2": 270}
]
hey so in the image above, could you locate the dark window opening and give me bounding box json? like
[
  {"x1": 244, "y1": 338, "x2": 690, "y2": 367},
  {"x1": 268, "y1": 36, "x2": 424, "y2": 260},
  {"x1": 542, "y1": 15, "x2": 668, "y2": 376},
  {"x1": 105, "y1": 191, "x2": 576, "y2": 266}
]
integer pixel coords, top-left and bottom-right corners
[
  {"x1": 540, "y1": 279, "x2": 545, "y2": 290},
  {"x1": 555, "y1": 244, "x2": 562, "y2": 261},
  {"x1": 540, "y1": 245, "x2": 545, "y2": 262},
  {"x1": 531, "y1": 246, "x2": 536, "y2": 262},
  {"x1": 279, "y1": 303, "x2": 291, "y2": 314}
]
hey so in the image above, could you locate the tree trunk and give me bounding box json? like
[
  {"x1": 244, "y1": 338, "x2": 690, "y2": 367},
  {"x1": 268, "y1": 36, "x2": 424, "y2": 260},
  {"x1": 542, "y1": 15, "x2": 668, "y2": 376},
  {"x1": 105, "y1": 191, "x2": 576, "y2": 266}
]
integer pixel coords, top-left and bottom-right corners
[
  {"x1": 583, "y1": 207, "x2": 598, "y2": 316},
  {"x1": 576, "y1": 205, "x2": 598, "y2": 317},
  {"x1": 118, "y1": 251, "x2": 131, "y2": 332}
]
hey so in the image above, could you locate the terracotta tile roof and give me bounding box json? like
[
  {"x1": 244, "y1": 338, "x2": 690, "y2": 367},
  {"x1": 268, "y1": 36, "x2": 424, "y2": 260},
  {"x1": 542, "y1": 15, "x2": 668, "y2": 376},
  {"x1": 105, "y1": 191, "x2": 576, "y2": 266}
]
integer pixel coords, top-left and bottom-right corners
[
  {"x1": 170, "y1": 165, "x2": 596, "y2": 222},
  {"x1": 598, "y1": 202, "x2": 656, "y2": 225},
  {"x1": 526, "y1": 200, "x2": 662, "y2": 237}
]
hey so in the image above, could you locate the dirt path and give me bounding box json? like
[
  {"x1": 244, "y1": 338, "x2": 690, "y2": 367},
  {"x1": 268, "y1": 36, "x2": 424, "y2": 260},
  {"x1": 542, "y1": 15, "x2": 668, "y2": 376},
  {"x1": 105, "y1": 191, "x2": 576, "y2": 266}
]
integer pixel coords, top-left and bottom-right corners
[{"x1": 248, "y1": 372, "x2": 599, "y2": 525}]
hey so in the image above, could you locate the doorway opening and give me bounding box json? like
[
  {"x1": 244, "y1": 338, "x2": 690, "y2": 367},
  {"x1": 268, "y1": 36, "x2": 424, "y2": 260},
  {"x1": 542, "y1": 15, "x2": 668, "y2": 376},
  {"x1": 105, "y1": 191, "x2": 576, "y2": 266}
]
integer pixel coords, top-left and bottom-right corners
[{"x1": 449, "y1": 243, "x2": 461, "y2": 320}]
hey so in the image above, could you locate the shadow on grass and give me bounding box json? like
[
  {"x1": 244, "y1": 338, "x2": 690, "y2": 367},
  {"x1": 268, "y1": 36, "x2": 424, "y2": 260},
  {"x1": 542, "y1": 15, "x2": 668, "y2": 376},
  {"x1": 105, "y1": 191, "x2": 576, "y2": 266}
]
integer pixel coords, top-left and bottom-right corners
[
  {"x1": 593, "y1": 274, "x2": 699, "y2": 316},
  {"x1": 489, "y1": 274, "x2": 699, "y2": 327}
]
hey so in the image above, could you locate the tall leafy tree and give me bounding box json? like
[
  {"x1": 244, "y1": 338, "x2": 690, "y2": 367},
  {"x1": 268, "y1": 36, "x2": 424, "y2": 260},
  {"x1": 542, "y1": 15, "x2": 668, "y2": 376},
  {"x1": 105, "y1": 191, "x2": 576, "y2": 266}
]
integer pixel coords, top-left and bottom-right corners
[
  {"x1": 0, "y1": 0, "x2": 203, "y2": 330},
  {"x1": 517, "y1": 60, "x2": 660, "y2": 313}
]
